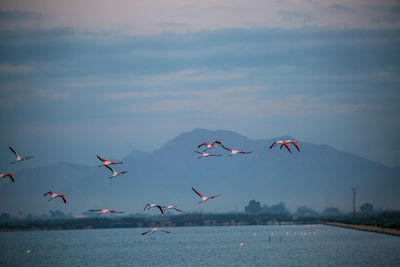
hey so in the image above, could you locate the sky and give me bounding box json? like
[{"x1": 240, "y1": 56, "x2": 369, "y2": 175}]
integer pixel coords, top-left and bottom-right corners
[{"x1": 0, "y1": 0, "x2": 399, "y2": 170}]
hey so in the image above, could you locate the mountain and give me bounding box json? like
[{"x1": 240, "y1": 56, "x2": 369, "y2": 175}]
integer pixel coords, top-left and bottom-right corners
[
  {"x1": 0, "y1": 128, "x2": 399, "y2": 216},
  {"x1": 122, "y1": 149, "x2": 149, "y2": 163}
]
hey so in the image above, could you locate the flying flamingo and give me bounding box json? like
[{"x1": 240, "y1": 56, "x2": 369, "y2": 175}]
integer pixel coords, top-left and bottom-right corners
[
  {"x1": 194, "y1": 151, "x2": 222, "y2": 159},
  {"x1": 163, "y1": 205, "x2": 183, "y2": 213},
  {"x1": 142, "y1": 228, "x2": 170, "y2": 235},
  {"x1": 144, "y1": 204, "x2": 164, "y2": 214},
  {"x1": 44, "y1": 190, "x2": 66, "y2": 204},
  {"x1": 192, "y1": 187, "x2": 220, "y2": 204},
  {"x1": 89, "y1": 209, "x2": 124, "y2": 215},
  {"x1": 197, "y1": 140, "x2": 222, "y2": 152},
  {"x1": 284, "y1": 140, "x2": 300, "y2": 152},
  {"x1": 0, "y1": 173, "x2": 14, "y2": 183},
  {"x1": 105, "y1": 165, "x2": 128, "y2": 178},
  {"x1": 269, "y1": 140, "x2": 292, "y2": 153},
  {"x1": 97, "y1": 155, "x2": 123, "y2": 167},
  {"x1": 9, "y1": 147, "x2": 34, "y2": 164},
  {"x1": 221, "y1": 145, "x2": 252, "y2": 156}
]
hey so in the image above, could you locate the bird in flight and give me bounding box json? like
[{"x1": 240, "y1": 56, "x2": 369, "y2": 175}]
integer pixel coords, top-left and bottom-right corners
[
  {"x1": 163, "y1": 205, "x2": 184, "y2": 213},
  {"x1": 144, "y1": 203, "x2": 164, "y2": 214},
  {"x1": 44, "y1": 190, "x2": 67, "y2": 204},
  {"x1": 9, "y1": 146, "x2": 34, "y2": 164},
  {"x1": 97, "y1": 155, "x2": 123, "y2": 167},
  {"x1": 194, "y1": 151, "x2": 222, "y2": 159},
  {"x1": 269, "y1": 140, "x2": 292, "y2": 153},
  {"x1": 105, "y1": 165, "x2": 128, "y2": 178},
  {"x1": 0, "y1": 173, "x2": 14, "y2": 183},
  {"x1": 221, "y1": 145, "x2": 252, "y2": 156},
  {"x1": 192, "y1": 187, "x2": 220, "y2": 204},
  {"x1": 197, "y1": 140, "x2": 223, "y2": 152},
  {"x1": 89, "y1": 209, "x2": 124, "y2": 215},
  {"x1": 141, "y1": 228, "x2": 170, "y2": 235}
]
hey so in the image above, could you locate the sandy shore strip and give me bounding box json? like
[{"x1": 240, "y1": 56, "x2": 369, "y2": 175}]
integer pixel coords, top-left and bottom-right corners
[{"x1": 325, "y1": 222, "x2": 400, "y2": 237}]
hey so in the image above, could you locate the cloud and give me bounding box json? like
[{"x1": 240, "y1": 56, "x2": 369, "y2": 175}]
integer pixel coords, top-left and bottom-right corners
[
  {"x1": 106, "y1": 85, "x2": 262, "y2": 100},
  {"x1": 131, "y1": 69, "x2": 246, "y2": 86},
  {"x1": 325, "y1": 4, "x2": 352, "y2": 13},
  {"x1": 0, "y1": 64, "x2": 32, "y2": 72},
  {"x1": 0, "y1": 10, "x2": 43, "y2": 30},
  {"x1": 1, "y1": 1, "x2": 400, "y2": 34},
  {"x1": 278, "y1": 10, "x2": 315, "y2": 23},
  {"x1": 2, "y1": 26, "x2": 399, "y2": 81},
  {"x1": 33, "y1": 88, "x2": 71, "y2": 101},
  {"x1": 121, "y1": 91, "x2": 375, "y2": 119},
  {"x1": 0, "y1": 24, "x2": 399, "y2": 167}
]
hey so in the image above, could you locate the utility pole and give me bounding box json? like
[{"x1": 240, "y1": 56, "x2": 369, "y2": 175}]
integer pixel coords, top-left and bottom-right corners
[
  {"x1": 324, "y1": 190, "x2": 328, "y2": 210},
  {"x1": 352, "y1": 187, "x2": 356, "y2": 217}
]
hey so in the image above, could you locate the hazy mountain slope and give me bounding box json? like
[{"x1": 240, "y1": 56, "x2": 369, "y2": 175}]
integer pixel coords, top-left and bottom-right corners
[{"x1": 0, "y1": 128, "x2": 398, "y2": 216}]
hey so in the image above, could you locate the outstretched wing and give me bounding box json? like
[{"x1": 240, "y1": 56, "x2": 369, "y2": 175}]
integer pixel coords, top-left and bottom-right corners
[
  {"x1": 212, "y1": 140, "x2": 222, "y2": 147},
  {"x1": 9, "y1": 146, "x2": 19, "y2": 157},
  {"x1": 197, "y1": 142, "x2": 209, "y2": 148},
  {"x1": 192, "y1": 187, "x2": 204, "y2": 198},
  {"x1": 110, "y1": 210, "x2": 124, "y2": 213},
  {"x1": 44, "y1": 191, "x2": 52, "y2": 197},
  {"x1": 221, "y1": 145, "x2": 233, "y2": 152},
  {"x1": 194, "y1": 151, "x2": 204, "y2": 155},
  {"x1": 6, "y1": 174, "x2": 14, "y2": 183},
  {"x1": 172, "y1": 206, "x2": 183, "y2": 212},
  {"x1": 288, "y1": 141, "x2": 300, "y2": 152},
  {"x1": 97, "y1": 155, "x2": 106, "y2": 162},
  {"x1": 105, "y1": 165, "x2": 115, "y2": 174},
  {"x1": 90, "y1": 209, "x2": 102, "y2": 212},
  {"x1": 142, "y1": 229, "x2": 153, "y2": 235},
  {"x1": 155, "y1": 205, "x2": 164, "y2": 214},
  {"x1": 281, "y1": 142, "x2": 292, "y2": 153},
  {"x1": 59, "y1": 195, "x2": 67, "y2": 204},
  {"x1": 269, "y1": 142, "x2": 277, "y2": 149}
]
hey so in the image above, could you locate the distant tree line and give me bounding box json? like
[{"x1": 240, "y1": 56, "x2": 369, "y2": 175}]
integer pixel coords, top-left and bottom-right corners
[
  {"x1": 0, "y1": 200, "x2": 397, "y2": 231},
  {"x1": 244, "y1": 200, "x2": 375, "y2": 217}
]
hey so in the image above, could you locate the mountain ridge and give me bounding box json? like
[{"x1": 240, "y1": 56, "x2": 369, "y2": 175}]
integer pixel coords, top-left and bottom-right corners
[{"x1": 0, "y1": 128, "x2": 398, "y2": 216}]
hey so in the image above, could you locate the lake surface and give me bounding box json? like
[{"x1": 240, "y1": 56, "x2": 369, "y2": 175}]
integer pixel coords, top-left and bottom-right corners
[{"x1": 1, "y1": 225, "x2": 400, "y2": 266}]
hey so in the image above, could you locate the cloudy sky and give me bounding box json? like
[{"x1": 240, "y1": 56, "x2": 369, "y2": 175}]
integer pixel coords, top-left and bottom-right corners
[{"x1": 0, "y1": 0, "x2": 399, "y2": 169}]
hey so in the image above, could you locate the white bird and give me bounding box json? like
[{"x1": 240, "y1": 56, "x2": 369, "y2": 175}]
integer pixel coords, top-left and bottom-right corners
[
  {"x1": 141, "y1": 228, "x2": 170, "y2": 235},
  {"x1": 89, "y1": 209, "x2": 124, "y2": 215},
  {"x1": 9, "y1": 146, "x2": 33, "y2": 164},
  {"x1": 163, "y1": 205, "x2": 183, "y2": 213},
  {"x1": 105, "y1": 165, "x2": 128, "y2": 178},
  {"x1": 44, "y1": 190, "x2": 66, "y2": 204},
  {"x1": 97, "y1": 155, "x2": 123, "y2": 167},
  {"x1": 221, "y1": 145, "x2": 252, "y2": 156},
  {"x1": 194, "y1": 151, "x2": 222, "y2": 159},
  {"x1": 0, "y1": 172, "x2": 14, "y2": 183},
  {"x1": 144, "y1": 203, "x2": 164, "y2": 214},
  {"x1": 192, "y1": 187, "x2": 220, "y2": 204}
]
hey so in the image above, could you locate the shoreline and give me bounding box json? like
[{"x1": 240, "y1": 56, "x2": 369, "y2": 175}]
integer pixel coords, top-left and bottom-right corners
[{"x1": 325, "y1": 222, "x2": 400, "y2": 237}]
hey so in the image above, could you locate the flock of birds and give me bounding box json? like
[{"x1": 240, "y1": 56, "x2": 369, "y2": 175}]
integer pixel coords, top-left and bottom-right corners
[{"x1": 1, "y1": 139, "x2": 300, "y2": 235}]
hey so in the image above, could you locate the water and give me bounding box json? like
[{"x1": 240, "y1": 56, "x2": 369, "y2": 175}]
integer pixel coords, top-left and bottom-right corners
[{"x1": 1, "y1": 225, "x2": 400, "y2": 266}]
